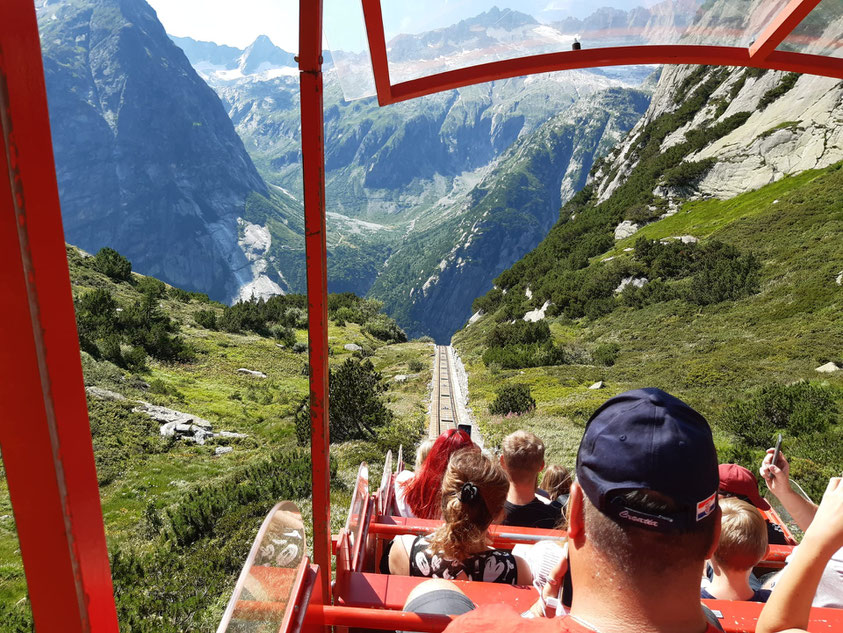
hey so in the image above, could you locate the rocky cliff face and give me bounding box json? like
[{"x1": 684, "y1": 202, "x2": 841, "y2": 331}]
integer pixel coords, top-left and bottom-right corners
[
  {"x1": 591, "y1": 0, "x2": 843, "y2": 218},
  {"x1": 596, "y1": 66, "x2": 843, "y2": 209},
  {"x1": 37, "y1": 0, "x2": 295, "y2": 301}
]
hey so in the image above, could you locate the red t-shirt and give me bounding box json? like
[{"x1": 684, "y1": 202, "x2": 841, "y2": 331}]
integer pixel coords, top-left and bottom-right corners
[{"x1": 443, "y1": 604, "x2": 721, "y2": 633}]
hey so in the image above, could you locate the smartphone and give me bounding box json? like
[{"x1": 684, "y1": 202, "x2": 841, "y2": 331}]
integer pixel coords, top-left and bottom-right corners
[
  {"x1": 771, "y1": 433, "x2": 783, "y2": 469},
  {"x1": 458, "y1": 423, "x2": 472, "y2": 438}
]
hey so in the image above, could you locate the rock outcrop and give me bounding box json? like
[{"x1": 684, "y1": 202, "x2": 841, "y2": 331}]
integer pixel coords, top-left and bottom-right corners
[{"x1": 36, "y1": 0, "x2": 292, "y2": 303}]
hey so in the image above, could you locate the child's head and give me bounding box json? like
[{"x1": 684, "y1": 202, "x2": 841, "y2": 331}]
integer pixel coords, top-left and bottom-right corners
[
  {"x1": 501, "y1": 430, "x2": 545, "y2": 485},
  {"x1": 540, "y1": 465, "x2": 572, "y2": 501},
  {"x1": 713, "y1": 497, "x2": 768, "y2": 571},
  {"x1": 415, "y1": 439, "x2": 435, "y2": 468}
]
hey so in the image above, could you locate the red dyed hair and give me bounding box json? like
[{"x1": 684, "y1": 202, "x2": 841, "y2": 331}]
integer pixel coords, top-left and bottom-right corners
[{"x1": 402, "y1": 429, "x2": 475, "y2": 519}]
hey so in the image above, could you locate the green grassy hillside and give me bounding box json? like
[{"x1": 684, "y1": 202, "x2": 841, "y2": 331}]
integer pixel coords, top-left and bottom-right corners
[
  {"x1": 454, "y1": 162, "x2": 843, "y2": 497},
  {"x1": 0, "y1": 247, "x2": 433, "y2": 631}
]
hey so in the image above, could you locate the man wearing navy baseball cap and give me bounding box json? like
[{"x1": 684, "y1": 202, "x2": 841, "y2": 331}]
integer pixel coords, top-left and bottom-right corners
[{"x1": 423, "y1": 388, "x2": 725, "y2": 633}]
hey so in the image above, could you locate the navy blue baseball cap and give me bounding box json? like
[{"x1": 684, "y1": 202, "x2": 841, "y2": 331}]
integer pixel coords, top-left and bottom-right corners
[{"x1": 576, "y1": 388, "x2": 719, "y2": 532}]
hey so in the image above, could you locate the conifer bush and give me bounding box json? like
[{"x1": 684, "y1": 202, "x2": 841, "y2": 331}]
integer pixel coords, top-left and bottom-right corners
[
  {"x1": 489, "y1": 383, "x2": 536, "y2": 416},
  {"x1": 93, "y1": 246, "x2": 132, "y2": 281},
  {"x1": 295, "y1": 358, "x2": 393, "y2": 445}
]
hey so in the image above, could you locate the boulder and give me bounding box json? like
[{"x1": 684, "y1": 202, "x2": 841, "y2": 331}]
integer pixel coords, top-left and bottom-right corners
[
  {"x1": 344, "y1": 343, "x2": 362, "y2": 352},
  {"x1": 614, "y1": 276, "x2": 648, "y2": 294},
  {"x1": 135, "y1": 402, "x2": 213, "y2": 429},
  {"x1": 836, "y1": 271, "x2": 842, "y2": 286},
  {"x1": 218, "y1": 430, "x2": 248, "y2": 439},
  {"x1": 589, "y1": 381, "x2": 604, "y2": 390},
  {"x1": 614, "y1": 221, "x2": 640, "y2": 240},
  {"x1": 523, "y1": 300, "x2": 551, "y2": 323},
  {"x1": 393, "y1": 374, "x2": 408, "y2": 383},
  {"x1": 85, "y1": 386, "x2": 126, "y2": 401},
  {"x1": 237, "y1": 368, "x2": 267, "y2": 378},
  {"x1": 816, "y1": 362, "x2": 840, "y2": 373},
  {"x1": 215, "y1": 446, "x2": 234, "y2": 456},
  {"x1": 677, "y1": 235, "x2": 698, "y2": 244},
  {"x1": 467, "y1": 310, "x2": 483, "y2": 325}
]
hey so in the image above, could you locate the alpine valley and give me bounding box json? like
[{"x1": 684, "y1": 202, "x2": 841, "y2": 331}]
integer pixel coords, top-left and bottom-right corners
[{"x1": 37, "y1": 0, "x2": 658, "y2": 339}]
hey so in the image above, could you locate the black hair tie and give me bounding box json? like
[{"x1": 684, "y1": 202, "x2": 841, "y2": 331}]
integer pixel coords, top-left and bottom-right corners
[{"x1": 460, "y1": 482, "x2": 479, "y2": 503}]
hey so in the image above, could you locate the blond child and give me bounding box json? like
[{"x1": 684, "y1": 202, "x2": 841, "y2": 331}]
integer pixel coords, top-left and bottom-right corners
[{"x1": 702, "y1": 497, "x2": 770, "y2": 602}]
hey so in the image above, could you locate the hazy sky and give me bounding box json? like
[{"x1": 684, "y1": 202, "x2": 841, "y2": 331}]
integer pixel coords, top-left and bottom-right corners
[{"x1": 146, "y1": 0, "x2": 659, "y2": 52}]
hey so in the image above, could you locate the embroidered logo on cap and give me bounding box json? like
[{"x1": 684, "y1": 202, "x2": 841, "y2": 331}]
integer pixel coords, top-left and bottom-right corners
[{"x1": 696, "y1": 492, "x2": 717, "y2": 521}]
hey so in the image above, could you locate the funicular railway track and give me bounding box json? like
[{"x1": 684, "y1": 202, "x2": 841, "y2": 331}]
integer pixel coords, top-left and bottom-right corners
[{"x1": 432, "y1": 345, "x2": 459, "y2": 437}]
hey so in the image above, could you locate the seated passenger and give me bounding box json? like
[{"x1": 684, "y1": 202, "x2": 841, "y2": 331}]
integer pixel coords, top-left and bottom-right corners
[
  {"x1": 400, "y1": 429, "x2": 474, "y2": 519},
  {"x1": 394, "y1": 438, "x2": 434, "y2": 517},
  {"x1": 402, "y1": 388, "x2": 725, "y2": 633},
  {"x1": 757, "y1": 476, "x2": 843, "y2": 633},
  {"x1": 759, "y1": 448, "x2": 843, "y2": 609},
  {"x1": 719, "y1": 463, "x2": 789, "y2": 545},
  {"x1": 389, "y1": 448, "x2": 531, "y2": 585},
  {"x1": 500, "y1": 431, "x2": 560, "y2": 529},
  {"x1": 540, "y1": 465, "x2": 572, "y2": 513},
  {"x1": 702, "y1": 497, "x2": 770, "y2": 602}
]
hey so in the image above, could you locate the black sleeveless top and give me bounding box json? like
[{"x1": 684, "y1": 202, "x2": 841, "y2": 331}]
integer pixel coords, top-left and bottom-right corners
[{"x1": 408, "y1": 535, "x2": 518, "y2": 584}]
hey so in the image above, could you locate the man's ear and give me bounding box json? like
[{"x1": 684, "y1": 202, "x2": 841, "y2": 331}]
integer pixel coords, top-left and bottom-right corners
[
  {"x1": 705, "y1": 504, "x2": 722, "y2": 560},
  {"x1": 567, "y1": 482, "x2": 586, "y2": 542}
]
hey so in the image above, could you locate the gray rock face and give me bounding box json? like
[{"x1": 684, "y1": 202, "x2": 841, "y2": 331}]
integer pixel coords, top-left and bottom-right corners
[
  {"x1": 589, "y1": 381, "x2": 604, "y2": 390},
  {"x1": 343, "y1": 343, "x2": 363, "y2": 352},
  {"x1": 614, "y1": 221, "x2": 640, "y2": 240},
  {"x1": 816, "y1": 362, "x2": 840, "y2": 373},
  {"x1": 36, "y1": 0, "x2": 286, "y2": 302},
  {"x1": 85, "y1": 386, "x2": 126, "y2": 401}
]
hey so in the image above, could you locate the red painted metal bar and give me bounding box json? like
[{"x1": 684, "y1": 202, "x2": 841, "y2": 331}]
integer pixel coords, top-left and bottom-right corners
[
  {"x1": 375, "y1": 45, "x2": 843, "y2": 105},
  {"x1": 0, "y1": 1, "x2": 119, "y2": 630},
  {"x1": 323, "y1": 605, "x2": 454, "y2": 632},
  {"x1": 298, "y1": 0, "x2": 332, "y2": 599},
  {"x1": 361, "y1": 0, "x2": 393, "y2": 106},
  {"x1": 749, "y1": 0, "x2": 822, "y2": 60}
]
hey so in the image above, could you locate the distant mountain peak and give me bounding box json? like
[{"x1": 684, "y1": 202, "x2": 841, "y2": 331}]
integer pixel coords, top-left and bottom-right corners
[{"x1": 238, "y1": 34, "x2": 295, "y2": 75}]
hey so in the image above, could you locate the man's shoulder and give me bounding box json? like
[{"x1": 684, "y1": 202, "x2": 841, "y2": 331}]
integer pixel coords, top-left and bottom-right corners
[{"x1": 444, "y1": 606, "x2": 592, "y2": 633}]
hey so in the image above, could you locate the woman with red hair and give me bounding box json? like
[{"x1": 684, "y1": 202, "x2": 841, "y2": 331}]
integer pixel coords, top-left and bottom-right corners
[{"x1": 400, "y1": 429, "x2": 474, "y2": 519}]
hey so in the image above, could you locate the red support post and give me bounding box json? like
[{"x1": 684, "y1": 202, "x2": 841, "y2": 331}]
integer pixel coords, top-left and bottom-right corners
[
  {"x1": 361, "y1": 0, "x2": 393, "y2": 106},
  {"x1": 299, "y1": 0, "x2": 332, "y2": 599},
  {"x1": 749, "y1": 0, "x2": 822, "y2": 61},
  {"x1": 0, "y1": 0, "x2": 118, "y2": 630}
]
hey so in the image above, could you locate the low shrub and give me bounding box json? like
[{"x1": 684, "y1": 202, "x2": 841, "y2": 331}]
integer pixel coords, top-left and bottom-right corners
[
  {"x1": 408, "y1": 359, "x2": 425, "y2": 373},
  {"x1": 193, "y1": 309, "x2": 218, "y2": 330},
  {"x1": 93, "y1": 246, "x2": 132, "y2": 281},
  {"x1": 489, "y1": 383, "x2": 536, "y2": 416},
  {"x1": 592, "y1": 343, "x2": 620, "y2": 366},
  {"x1": 719, "y1": 382, "x2": 838, "y2": 446}
]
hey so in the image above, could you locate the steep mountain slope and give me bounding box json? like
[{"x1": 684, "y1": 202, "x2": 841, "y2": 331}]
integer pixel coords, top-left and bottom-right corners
[
  {"x1": 454, "y1": 161, "x2": 843, "y2": 499},
  {"x1": 369, "y1": 87, "x2": 651, "y2": 341},
  {"x1": 36, "y1": 0, "x2": 299, "y2": 302}
]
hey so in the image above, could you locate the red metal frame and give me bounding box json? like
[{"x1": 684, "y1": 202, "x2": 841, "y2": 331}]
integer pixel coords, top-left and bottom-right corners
[
  {"x1": 0, "y1": 1, "x2": 119, "y2": 630},
  {"x1": 379, "y1": 46, "x2": 843, "y2": 105},
  {"x1": 749, "y1": 0, "x2": 823, "y2": 60},
  {"x1": 298, "y1": 0, "x2": 332, "y2": 599},
  {"x1": 4, "y1": 0, "x2": 843, "y2": 628}
]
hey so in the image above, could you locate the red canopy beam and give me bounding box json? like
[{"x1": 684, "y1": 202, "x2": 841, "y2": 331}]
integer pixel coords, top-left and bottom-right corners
[
  {"x1": 361, "y1": 0, "x2": 393, "y2": 106},
  {"x1": 0, "y1": 0, "x2": 119, "y2": 630},
  {"x1": 749, "y1": 0, "x2": 822, "y2": 61},
  {"x1": 381, "y1": 46, "x2": 843, "y2": 105},
  {"x1": 298, "y1": 0, "x2": 332, "y2": 599}
]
